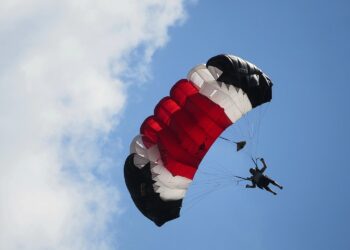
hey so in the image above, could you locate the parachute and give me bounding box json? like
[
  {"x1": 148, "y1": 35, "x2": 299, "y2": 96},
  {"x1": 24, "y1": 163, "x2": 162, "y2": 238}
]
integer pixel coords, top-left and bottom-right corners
[{"x1": 124, "y1": 54, "x2": 273, "y2": 226}]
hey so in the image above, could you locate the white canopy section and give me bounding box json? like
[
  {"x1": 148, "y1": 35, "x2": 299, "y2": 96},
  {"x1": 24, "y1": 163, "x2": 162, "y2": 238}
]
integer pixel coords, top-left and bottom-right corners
[
  {"x1": 130, "y1": 135, "x2": 192, "y2": 201},
  {"x1": 188, "y1": 65, "x2": 253, "y2": 123}
]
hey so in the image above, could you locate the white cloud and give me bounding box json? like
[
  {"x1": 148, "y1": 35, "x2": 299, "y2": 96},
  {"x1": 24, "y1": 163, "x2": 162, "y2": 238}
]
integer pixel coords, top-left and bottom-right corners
[{"x1": 0, "y1": 0, "x2": 187, "y2": 249}]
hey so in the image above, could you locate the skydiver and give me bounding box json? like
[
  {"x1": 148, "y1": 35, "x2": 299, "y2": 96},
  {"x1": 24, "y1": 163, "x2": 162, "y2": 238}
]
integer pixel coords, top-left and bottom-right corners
[{"x1": 243, "y1": 158, "x2": 283, "y2": 195}]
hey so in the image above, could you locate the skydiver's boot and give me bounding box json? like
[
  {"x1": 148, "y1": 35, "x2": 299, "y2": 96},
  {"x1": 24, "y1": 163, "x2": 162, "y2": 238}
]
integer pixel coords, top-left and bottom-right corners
[
  {"x1": 270, "y1": 180, "x2": 283, "y2": 190},
  {"x1": 265, "y1": 186, "x2": 277, "y2": 195}
]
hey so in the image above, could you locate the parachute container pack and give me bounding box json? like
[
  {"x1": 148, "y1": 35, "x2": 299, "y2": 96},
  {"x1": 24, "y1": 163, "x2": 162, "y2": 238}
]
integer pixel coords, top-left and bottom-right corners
[{"x1": 124, "y1": 54, "x2": 273, "y2": 226}]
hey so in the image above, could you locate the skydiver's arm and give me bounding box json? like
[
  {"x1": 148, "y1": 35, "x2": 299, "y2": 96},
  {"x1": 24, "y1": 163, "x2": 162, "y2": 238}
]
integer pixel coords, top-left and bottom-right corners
[
  {"x1": 234, "y1": 176, "x2": 251, "y2": 181},
  {"x1": 245, "y1": 182, "x2": 256, "y2": 188},
  {"x1": 260, "y1": 158, "x2": 267, "y2": 173}
]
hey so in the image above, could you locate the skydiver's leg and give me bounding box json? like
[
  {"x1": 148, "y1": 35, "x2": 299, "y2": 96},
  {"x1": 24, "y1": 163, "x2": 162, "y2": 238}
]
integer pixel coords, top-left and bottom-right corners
[
  {"x1": 270, "y1": 180, "x2": 283, "y2": 189},
  {"x1": 264, "y1": 186, "x2": 277, "y2": 195}
]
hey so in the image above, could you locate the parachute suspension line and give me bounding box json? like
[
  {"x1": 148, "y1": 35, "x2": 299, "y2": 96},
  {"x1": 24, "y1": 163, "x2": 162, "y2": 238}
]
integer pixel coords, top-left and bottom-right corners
[
  {"x1": 185, "y1": 168, "x2": 234, "y2": 208},
  {"x1": 235, "y1": 101, "x2": 271, "y2": 161},
  {"x1": 219, "y1": 136, "x2": 246, "y2": 152},
  {"x1": 250, "y1": 102, "x2": 271, "y2": 158},
  {"x1": 250, "y1": 77, "x2": 272, "y2": 156},
  {"x1": 200, "y1": 160, "x2": 237, "y2": 179},
  {"x1": 246, "y1": 111, "x2": 260, "y2": 158},
  {"x1": 184, "y1": 163, "x2": 248, "y2": 212},
  {"x1": 194, "y1": 160, "x2": 242, "y2": 188},
  {"x1": 183, "y1": 179, "x2": 240, "y2": 214},
  {"x1": 191, "y1": 168, "x2": 236, "y2": 184},
  {"x1": 240, "y1": 113, "x2": 255, "y2": 142},
  {"x1": 219, "y1": 136, "x2": 233, "y2": 142},
  {"x1": 219, "y1": 111, "x2": 259, "y2": 161}
]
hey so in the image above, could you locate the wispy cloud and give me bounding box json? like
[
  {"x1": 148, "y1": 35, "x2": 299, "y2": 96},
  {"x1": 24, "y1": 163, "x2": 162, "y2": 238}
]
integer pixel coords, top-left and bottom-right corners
[{"x1": 0, "y1": 1, "x2": 186, "y2": 249}]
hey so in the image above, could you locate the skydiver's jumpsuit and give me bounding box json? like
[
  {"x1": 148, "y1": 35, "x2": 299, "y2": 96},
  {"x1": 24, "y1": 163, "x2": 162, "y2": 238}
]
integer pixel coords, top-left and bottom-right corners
[{"x1": 246, "y1": 159, "x2": 283, "y2": 195}]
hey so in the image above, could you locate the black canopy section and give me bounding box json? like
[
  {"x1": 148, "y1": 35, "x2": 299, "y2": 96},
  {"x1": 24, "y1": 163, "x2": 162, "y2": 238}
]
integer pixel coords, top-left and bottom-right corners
[
  {"x1": 124, "y1": 154, "x2": 183, "y2": 227},
  {"x1": 206, "y1": 54, "x2": 272, "y2": 107}
]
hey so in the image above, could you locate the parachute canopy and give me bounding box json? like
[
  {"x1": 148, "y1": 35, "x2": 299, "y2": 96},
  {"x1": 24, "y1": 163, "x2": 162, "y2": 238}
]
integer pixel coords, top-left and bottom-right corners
[{"x1": 124, "y1": 54, "x2": 273, "y2": 226}]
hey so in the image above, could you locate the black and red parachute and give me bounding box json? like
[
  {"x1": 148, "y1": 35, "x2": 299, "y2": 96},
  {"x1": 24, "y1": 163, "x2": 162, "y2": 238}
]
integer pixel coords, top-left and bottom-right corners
[{"x1": 124, "y1": 54, "x2": 273, "y2": 226}]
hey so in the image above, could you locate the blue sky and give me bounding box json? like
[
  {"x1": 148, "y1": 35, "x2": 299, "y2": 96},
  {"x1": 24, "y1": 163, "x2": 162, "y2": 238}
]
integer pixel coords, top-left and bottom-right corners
[
  {"x1": 1, "y1": 1, "x2": 349, "y2": 249},
  {"x1": 116, "y1": 1, "x2": 350, "y2": 250}
]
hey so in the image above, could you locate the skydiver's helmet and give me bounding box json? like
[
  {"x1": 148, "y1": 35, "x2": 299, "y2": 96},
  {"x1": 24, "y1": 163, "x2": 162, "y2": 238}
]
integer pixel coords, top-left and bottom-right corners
[{"x1": 249, "y1": 168, "x2": 256, "y2": 175}]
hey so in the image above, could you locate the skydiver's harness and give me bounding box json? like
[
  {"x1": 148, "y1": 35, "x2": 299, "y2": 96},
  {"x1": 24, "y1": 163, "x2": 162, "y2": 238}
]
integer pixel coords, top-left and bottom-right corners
[{"x1": 234, "y1": 157, "x2": 265, "y2": 184}]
